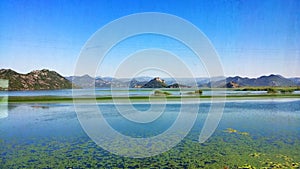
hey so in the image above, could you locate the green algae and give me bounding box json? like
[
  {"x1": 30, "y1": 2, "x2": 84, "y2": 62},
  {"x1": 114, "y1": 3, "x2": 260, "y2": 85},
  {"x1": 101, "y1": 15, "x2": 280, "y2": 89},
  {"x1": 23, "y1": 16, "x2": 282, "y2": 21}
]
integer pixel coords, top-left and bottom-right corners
[
  {"x1": 224, "y1": 128, "x2": 250, "y2": 136},
  {"x1": 1, "y1": 129, "x2": 299, "y2": 169}
]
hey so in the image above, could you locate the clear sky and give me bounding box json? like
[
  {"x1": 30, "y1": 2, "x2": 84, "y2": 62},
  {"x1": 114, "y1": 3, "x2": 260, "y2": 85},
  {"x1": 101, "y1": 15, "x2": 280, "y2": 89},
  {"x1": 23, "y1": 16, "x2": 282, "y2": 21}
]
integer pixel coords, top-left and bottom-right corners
[{"x1": 0, "y1": 0, "x2": 299, "y2": 78}]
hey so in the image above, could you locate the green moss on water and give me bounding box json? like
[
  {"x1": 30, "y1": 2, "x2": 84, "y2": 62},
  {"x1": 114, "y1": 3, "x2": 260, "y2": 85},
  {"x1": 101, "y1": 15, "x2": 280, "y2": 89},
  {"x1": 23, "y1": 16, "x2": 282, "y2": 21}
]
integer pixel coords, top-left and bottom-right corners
[
  {"x1": 1, "y1": 129, "x2": 299, "y2": 169},
  {"x1": 153, "y1": 90, "x2": 172, "y2": 96}
]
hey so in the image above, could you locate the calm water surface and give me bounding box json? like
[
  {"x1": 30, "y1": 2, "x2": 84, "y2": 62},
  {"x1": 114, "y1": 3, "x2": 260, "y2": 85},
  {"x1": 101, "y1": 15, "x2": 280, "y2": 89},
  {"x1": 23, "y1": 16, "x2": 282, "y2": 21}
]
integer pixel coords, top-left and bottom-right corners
[
  {"x1": 0, "y1": 88, "x2": 269, "y2": 97},
  {"x1": 0, "y1": 99, "x2": 299, "y2": 168}
]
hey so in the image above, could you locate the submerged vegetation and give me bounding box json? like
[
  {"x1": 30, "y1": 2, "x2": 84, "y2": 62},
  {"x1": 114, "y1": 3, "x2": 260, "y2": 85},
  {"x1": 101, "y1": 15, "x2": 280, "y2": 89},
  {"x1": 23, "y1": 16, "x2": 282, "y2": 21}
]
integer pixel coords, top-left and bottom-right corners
[
  {"x1": 237, "y1": 86, "x2": 300, "y2": 92},
  {"x1": 266, "y1": 87, "x2": 278, "y2": 94},
  {"x1": 224, "y1": 128, "x2": 250, "y2": 136},
  {"x1": 1, "y1": 128, "x2": 299, "y2": 168},
  {"x1": 153, "y1": 90, "x2": 172, "y2": 96},
  {"x1": 186, "y1": 89, "x2": 203, "y2": 95},
  {"x1": 2, "y1": 88, "x2": 300, "y2": 168},
  {"x1": 279, "y1": 88, "x2": 296, "y2": 94}
]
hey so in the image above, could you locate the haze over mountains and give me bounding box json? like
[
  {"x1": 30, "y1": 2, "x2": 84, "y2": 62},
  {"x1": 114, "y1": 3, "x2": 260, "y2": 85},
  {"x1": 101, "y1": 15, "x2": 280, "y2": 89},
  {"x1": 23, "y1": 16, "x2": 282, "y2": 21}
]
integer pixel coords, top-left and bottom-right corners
[
  {"x1": 68, "y1": 73, "x2": 300, "y2": 89},
  {"x1": 0, "y1": 69, "x2": 299, "y2": 90}
]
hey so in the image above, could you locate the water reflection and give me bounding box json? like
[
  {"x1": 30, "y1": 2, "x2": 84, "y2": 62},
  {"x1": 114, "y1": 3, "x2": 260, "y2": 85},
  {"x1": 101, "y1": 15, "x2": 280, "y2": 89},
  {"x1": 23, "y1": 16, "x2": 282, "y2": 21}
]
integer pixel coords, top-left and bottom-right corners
[{"x1": 0, "y1": 79, "x2": 8, "y2": 119}]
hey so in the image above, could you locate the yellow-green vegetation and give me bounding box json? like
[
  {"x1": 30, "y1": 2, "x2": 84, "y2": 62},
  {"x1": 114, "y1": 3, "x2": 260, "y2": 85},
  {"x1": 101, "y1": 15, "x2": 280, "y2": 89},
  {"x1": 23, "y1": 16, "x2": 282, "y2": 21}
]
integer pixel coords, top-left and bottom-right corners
[
  {"x1": 237, "y1": 86, "x2": 300, "y2": 91},
  {"x1": 279, "y1": 88, "x2": 296, "y2": 94},
  {"x1": 238, "y1": 164, "x2": 256, "y2": 169},
  {"x1": 2, "y1": 130, "x2": 299, "y2": 168},
  {"x1": 266, "y1": 87, "x2": 278, "y2": 94},
  {"x1": 0, "y1": 96, "x2": 8, "y2": 104},
  {"x1": 186, "y1": 89, "x2": 203, "y2": 95},
  {"x1": 153, "y1": 90, "x2": 172, "y2": 96},
  {"x1": 1, "y1": 128, "x2": 300, "y2": 168},
  {"x1": 236, "y1": 86, "x2": 300, "y2": 93},
  {"x1": 194, "y1": 89, "x2": 203, "y2": 95},
  {"x1": 249, "y1": 152, "x2": 263, "y2": 157},
  {"x1": 7, "y1": 93, "x2": 300, "y2": 103},
  {"x1": 224, "y1": 128, "x2": 250, "y2": 136},
  {"x1": 224, "y1": 128, "x2": 238, "y2": 133},
  {"x1": 239, "y1": 132, "x2": 250, "y2": 136}
]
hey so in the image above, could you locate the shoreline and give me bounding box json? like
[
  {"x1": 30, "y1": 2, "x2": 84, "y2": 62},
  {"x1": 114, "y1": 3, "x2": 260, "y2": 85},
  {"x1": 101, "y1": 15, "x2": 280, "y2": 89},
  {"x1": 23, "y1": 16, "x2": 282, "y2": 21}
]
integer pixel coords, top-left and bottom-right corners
[{"x1": 6, "y1": 94, "x2": 300, "y2": 103}]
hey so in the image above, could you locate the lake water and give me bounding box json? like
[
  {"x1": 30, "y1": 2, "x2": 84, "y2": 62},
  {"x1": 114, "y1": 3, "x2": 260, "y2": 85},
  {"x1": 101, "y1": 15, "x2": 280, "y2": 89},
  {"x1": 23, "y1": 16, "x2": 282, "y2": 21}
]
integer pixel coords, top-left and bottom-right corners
[
  {"x1": 0, "y1": 88, "x2": 269, "y2": 97},
  {"x1": 0, "y1": 99, "x2": 299, "y2": 168}
]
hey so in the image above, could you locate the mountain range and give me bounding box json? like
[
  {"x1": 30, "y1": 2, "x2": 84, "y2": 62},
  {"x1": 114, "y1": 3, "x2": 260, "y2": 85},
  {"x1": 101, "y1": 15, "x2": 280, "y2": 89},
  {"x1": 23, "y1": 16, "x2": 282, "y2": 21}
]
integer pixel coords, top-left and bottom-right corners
[
  {"x1": 207, "y1": 74, "x2": 297, "y2": 88},
  {"x1": 0, "y1": 69, "x2": 73, "y2": 90},
  {"x1": 69, "y1": 74, "x2": 300, "y2": 88},
  {"x1": 0, "y1": 69, "x2": 299, "y2": 90}
]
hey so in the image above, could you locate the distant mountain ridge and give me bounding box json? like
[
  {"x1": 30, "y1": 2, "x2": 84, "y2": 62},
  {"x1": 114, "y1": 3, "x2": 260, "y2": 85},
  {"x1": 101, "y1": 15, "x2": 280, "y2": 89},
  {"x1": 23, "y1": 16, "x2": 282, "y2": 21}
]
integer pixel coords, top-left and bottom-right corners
[
  {"x1": 289, "y1": 77, "x2": 300, "y2": 86},
  {"x1": 210, "y1": 74, "x2": 297, "y2": 88},
  {"x1": 66, "y1": 75, "x2": 133, "y2": 88},
  {"x1": 1, "y1": 68, "x2": 299, "y2": 90},
  {"x1": 0, "y1": 69, "x2": 73, "y2": 90},
  {"x1": 67, "y1": 74, "x2": 299, "y2": 89}
]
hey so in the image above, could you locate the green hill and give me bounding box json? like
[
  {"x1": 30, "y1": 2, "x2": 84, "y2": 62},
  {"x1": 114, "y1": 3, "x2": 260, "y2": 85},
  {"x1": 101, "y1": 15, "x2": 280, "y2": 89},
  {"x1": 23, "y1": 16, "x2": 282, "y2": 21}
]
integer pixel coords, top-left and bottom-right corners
[{"x1": 0, "y1": 69, "x2": 73, "y2": 91}]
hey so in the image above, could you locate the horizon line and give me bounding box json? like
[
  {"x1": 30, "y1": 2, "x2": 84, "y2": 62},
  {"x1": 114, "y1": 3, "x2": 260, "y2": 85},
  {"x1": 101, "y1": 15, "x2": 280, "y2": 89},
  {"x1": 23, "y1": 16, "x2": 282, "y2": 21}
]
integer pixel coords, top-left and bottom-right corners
[{"x1": 1, "y1": 68, "x2": 300, "y2": 79}]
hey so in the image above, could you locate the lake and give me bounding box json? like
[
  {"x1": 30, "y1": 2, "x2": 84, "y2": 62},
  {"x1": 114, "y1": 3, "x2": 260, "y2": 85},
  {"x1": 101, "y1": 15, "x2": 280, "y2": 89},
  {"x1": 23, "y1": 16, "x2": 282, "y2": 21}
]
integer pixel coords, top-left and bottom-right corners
[
  {"x1": 0, "y1": 88, "x2": 272, "y2": 98},
  {"x1": 0, "y1": 97, "x2": 299, "y2": 168}
]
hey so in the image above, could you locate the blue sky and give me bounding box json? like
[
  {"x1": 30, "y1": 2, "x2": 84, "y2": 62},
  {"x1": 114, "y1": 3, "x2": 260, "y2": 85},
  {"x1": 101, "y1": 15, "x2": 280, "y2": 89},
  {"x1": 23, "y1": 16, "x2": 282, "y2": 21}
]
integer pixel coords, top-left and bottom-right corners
[{"x1": 0, "y1": 0, "x2": 299, "y2": 78}]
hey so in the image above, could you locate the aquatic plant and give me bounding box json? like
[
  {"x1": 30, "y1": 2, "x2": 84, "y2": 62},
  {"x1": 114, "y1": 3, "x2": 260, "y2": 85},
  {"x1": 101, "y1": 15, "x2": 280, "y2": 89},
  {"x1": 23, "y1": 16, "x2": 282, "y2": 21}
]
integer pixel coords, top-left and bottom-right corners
[
  {"x1": 153, "y1": 90, "x2": 172, "y2": 96},
  {"x1": 224, "y1": 128, "x2": 238, "y2": 133},
  {"x1": 185, "y1": 89, "x2": 203, "y2": 95},
  {"x1": 224, "y1": 128, "x2": 250, "y2": 136},
  {"x1": 249, "y1": 153, "x2": 262, "y2": 157},
  {"x1": 238, "y1": 164, "x2": 256, "y2": 169},
  {"x1": 279, "y1": 88, "x2": 295, "y2": 94},
  {"x1": 266, "y1": 88, "x2": 278, "y2": 94},
  {"x1": 1, "y1": 101, "x2": 300, "y2": 168},
  {"x1": 238, "y1": 132, "x2": 250, "y2": 136}
]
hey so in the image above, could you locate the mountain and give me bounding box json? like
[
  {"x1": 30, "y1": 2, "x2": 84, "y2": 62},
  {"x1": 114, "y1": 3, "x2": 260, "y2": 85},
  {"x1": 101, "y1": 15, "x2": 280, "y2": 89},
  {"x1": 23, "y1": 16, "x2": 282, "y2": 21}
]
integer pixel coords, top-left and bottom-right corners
[
  {"x1": 139, "y1": 77, "x2": 190, "y2": 88},
  {"x1": 67, "y1": 75, "x2": 131, "y2": 88},
  {"x1": 67, "y1": 74, "x2": 299, "y2": 89},
  {"x1": 289, "y1": 78, "x2": 300, "y2": 86},
  {"x1": 167, "y1": 83, "x2": 190, "y2": 88},
  {"x1": 67, "y1": 76, "x2": 187, "y2": 88},
  {"x1": 254, "y1": 74, "x2": 295, "y2": 86},
  {"x1": 224, "y1": 81, "x2": 240, "y2": 88},
  {"x1": 66, "y1": 75, "x2": 95, "y2": 88},
  {"x1": 211, "y1": 74, "x2": 297, "y2": 87},
  {"x1": 129, "y1": 78, "x2": 147, "y2": 88},
  {"x1": 142, "y1": 77, "x2": 168, "y2": 88},
  {"x1": 0, "y1": 69, "x2": 73, "y2": 90}
]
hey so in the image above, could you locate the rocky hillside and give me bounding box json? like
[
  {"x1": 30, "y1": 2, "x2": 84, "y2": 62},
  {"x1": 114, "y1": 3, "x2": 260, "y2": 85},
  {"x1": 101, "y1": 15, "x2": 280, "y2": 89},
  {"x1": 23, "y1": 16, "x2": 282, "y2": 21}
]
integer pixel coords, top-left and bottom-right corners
[
  {"x1": 224, "y1": 81, "x2": 240, "y2": 88},
  {"x1": 0, "y1": 69, "x2": 73, "y2": 90},
  {"x1": 142, "y1": 77, "x2": 168, "y2": 88},
  {"x1": 167, "y1": 83, "x2": 190, "y2": 88}
]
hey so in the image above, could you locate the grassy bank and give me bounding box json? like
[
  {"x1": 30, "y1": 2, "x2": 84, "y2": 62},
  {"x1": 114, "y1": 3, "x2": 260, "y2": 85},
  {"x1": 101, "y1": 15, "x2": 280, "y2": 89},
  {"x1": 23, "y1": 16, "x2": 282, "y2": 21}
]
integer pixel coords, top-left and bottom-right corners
[{"x1": 7, "y1": 93, "x2": 300, "y2": 103}]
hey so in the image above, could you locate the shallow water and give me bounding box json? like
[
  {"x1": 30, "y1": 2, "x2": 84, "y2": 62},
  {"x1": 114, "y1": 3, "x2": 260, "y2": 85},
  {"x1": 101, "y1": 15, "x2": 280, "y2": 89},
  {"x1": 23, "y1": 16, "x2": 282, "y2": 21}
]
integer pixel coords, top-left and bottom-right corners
[
  {"x1": 0, "y1": 88, "x2": 268, "y2": 97},
  {"x1": 0, "y1": 100, "x2": 300, "y2": 168}
]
